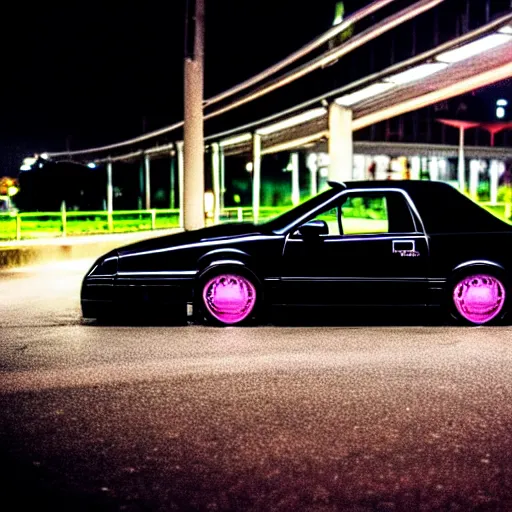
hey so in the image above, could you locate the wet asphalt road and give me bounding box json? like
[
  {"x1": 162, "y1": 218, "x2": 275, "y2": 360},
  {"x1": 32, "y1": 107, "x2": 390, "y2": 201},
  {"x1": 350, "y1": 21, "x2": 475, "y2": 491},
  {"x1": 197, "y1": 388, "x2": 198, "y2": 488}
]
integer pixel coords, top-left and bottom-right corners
[{"x1": 1, "y1": 260, "x2": 512, "y2": 511}]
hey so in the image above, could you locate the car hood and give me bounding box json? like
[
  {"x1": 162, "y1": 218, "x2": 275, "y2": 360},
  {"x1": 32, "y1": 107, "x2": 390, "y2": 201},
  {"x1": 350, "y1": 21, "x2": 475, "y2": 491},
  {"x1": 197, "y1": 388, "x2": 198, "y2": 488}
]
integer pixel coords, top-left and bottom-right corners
[{"x1": 116, "y1": 223, "x2": 265, "y2": 256}]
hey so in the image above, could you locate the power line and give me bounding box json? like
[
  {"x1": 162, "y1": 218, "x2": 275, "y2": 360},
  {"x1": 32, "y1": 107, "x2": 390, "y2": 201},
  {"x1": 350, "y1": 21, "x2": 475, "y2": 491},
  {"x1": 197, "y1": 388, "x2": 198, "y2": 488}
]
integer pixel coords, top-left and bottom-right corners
[{"x1": 90, "y1": 12, "x2": 512, "y2": 163}]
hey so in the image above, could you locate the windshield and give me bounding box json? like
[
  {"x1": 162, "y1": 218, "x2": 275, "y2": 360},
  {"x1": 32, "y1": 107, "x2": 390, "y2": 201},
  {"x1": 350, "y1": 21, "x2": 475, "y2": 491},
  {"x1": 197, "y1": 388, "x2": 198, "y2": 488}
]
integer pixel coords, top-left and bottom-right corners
[{"x1": 262, "y1": 188, "x2": 339, "y2": 233}]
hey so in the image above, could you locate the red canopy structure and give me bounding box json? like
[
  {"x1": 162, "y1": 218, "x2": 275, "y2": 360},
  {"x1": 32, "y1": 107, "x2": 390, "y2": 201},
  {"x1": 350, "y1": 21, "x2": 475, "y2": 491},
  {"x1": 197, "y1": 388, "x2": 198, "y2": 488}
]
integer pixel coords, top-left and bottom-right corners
[
  {"x1": 437, "y1": 119, "x2": 481, "y2": 131},
  {"x1": 437, "y1": 119, "x2": 481, "y2": 192},
  {"x1": 436, "y1": 118, "x2": 512, "y2": 192},
  {"x1": 437, "y1": 119, "x2": 512, "y2": 146},
  {"x1": 480, "y1": 121, "x2": 512, "y2": 147}
]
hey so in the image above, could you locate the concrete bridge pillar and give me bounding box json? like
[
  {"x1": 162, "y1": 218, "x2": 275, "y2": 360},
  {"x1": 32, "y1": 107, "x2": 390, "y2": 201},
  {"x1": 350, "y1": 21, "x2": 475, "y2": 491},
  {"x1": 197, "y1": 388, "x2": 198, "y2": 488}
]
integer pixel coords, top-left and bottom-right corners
[
  {"x1": 106, "y1": 160, "x2": 113, "y2": 231},
  {"x1": 458, "y1": 127, "x2": 466, "y2": 193},
  {"x1": 144, "y1": 154, "x2": 151, "y2": 210},
  {"x1": 328, "y1": 102, "x2": 353, "y2": 183},
  {"x1": 289, "y1": 152, "x2": 300, "y2": 206},
  {"x1": 219, "y1": 146, "x2": 225, "y2": 211},
  {"x1": 489, "y1": 160, "x2": 500, "y2": 206},
  {"x1": 469, "y1": 159, "x2": 480, "y2": 201},
  {"x1": 177, "y1": 141, "x2": 184, "y2": 228},
  {"x1": 170, "y1": 151, "x2": 175, "y2": 209},
  {"x1": 252, "y1": 133, "x2": 262, "y2": 224},
  {"x1": 306, "y1": 153, "x2": 318, "y2": 197},
  {"x1": 211, "y1": 143, "x2": 221, "y2": 224}
]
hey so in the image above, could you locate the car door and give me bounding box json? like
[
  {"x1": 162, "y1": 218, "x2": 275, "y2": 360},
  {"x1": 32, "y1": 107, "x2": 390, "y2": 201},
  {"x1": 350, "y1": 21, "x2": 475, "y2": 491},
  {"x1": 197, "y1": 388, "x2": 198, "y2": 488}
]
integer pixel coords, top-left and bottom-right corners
[{"x1": 279, "y1": 190, "x2": 429, "y2": 307}]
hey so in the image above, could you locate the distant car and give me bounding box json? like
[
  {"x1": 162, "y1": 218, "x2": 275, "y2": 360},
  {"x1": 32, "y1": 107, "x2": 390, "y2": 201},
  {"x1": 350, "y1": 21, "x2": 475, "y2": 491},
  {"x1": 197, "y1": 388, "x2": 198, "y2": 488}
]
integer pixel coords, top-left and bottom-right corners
[{"x1": 82, "y1": 180, "x2": 512, "y2": 326}]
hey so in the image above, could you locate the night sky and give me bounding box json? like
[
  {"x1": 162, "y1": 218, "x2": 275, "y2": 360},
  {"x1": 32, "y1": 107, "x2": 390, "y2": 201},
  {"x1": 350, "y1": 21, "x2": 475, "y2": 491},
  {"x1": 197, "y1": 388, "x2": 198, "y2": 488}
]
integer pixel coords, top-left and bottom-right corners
[
  {"x1": 0, "y1": 0, "x2": 335, "y2": 174},
  {"x1": 1, "y1": 0, "x2": 510, "y2": 176}
]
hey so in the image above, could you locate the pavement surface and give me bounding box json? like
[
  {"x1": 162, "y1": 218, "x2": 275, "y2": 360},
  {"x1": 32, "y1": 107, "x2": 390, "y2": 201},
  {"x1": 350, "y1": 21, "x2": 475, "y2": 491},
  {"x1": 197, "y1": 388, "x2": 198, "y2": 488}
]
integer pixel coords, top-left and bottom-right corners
[{"x1": 1, "y1": 259, "x2": 512, "y2": 511}]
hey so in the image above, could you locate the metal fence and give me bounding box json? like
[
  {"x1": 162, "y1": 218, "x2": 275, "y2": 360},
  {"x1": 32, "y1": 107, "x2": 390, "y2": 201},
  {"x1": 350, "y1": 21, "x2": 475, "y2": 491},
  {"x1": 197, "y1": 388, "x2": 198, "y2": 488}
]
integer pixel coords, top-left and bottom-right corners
[
  {"x1": 0, "y1": 203, "x2": 510, "y2": 241},
  {"x1": 0, "y1": 207, "x2": 287, "y2": 241}
]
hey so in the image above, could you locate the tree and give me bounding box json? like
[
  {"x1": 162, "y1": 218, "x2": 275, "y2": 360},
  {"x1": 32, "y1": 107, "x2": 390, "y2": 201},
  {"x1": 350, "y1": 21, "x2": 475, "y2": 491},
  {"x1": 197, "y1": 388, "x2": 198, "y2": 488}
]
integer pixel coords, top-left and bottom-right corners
[{"x1": 0, "y1": 177, "x2": 19, "y2": 197}]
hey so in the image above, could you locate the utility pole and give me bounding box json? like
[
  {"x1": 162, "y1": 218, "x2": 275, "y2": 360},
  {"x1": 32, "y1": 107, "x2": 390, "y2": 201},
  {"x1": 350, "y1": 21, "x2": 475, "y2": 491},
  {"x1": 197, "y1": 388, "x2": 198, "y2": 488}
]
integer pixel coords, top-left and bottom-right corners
[{"x1": 183, "y1": 0, "x2": 205, "y2": 230}]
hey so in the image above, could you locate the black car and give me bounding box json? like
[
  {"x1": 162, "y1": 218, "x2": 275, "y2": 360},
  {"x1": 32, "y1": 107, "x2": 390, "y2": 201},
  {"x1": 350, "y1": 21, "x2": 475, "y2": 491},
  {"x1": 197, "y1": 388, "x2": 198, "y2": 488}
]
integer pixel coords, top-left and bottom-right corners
[{"x1": 82, "y1": 180, "x2": 512, "y2": 326}]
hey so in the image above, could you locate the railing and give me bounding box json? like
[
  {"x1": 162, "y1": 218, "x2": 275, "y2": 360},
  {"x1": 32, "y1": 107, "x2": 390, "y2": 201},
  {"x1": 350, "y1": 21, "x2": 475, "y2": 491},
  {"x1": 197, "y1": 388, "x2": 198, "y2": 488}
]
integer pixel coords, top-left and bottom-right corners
[
  {"x1": 0, "y1": 209, "x2": 182, "y2": 241},
  {"x1": 221, "y1": 206, "x2": 288, "y2": 223},
  {"x1": 1, "y1": 201, "x2": 511, "y2": 242},
  {"x1": 480, "y1": 202, "x2": 512, "y2": 222},
  {"x1": 0, "y1": 207, "x2": 289, "y2": 241}
]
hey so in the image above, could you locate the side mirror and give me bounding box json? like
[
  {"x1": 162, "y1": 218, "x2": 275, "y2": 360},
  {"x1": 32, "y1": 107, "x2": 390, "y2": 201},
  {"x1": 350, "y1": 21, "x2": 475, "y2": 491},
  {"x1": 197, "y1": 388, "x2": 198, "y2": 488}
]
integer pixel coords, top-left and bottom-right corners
[{"x1": 297, "y1": 220, "x2": 329, "y2": 237}]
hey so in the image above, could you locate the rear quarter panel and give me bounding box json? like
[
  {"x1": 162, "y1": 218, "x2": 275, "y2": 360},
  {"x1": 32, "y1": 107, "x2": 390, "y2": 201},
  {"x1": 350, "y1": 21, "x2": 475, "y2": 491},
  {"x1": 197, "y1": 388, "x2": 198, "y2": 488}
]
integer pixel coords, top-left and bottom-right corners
[{"x1": 428, "y1": 232, "x2": 512, "y2": 279}]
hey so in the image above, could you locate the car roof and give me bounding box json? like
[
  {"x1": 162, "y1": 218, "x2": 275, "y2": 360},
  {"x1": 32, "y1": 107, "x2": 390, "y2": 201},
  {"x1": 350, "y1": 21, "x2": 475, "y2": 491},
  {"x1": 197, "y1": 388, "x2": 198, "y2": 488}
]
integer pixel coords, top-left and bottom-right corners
[
  {"x1": 341, "y1": 179, "x2": 451, "y2": 192},
  {"x1": 336, "y1": 180, "x2": 511, "y2": 233}
]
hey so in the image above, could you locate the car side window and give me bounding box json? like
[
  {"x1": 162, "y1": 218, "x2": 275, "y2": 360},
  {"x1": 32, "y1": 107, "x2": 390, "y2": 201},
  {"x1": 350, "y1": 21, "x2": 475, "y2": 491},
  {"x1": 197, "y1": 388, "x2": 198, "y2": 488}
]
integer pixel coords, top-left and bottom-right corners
[
  {"x1": 313, "y1": 206, "x2": 340, "y2": 236},
  {"x1": 308, "y1": 191, "x2": 416, "y2": 236},
  {"x1": 340, "y1": 195, "x2": 389, "y2": 235}
]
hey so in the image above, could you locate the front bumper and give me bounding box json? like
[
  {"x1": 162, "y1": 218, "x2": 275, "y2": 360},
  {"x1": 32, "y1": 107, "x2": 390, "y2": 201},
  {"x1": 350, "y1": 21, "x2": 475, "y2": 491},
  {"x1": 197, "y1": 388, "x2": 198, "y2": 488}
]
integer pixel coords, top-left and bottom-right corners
[
  {"x1": 81, "y1": 277, "x2": 194, "y2": 319},
  {"x1": 81, "y1": 298, "x2": 115, "y2": 318},
  {"x1": 81, "y1": 276, "x2": 115, "y2": 318}
]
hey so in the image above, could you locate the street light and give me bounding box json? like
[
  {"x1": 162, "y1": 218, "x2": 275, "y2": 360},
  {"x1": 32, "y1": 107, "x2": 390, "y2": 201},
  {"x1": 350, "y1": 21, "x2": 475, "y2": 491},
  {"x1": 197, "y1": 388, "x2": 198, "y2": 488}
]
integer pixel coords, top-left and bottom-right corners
[
  {"x1": 7, "y1": 186, "x2": 19, "y2": 197},
  {"x1": 496, "y1": 99, "x2": 508, "y2": 120}
]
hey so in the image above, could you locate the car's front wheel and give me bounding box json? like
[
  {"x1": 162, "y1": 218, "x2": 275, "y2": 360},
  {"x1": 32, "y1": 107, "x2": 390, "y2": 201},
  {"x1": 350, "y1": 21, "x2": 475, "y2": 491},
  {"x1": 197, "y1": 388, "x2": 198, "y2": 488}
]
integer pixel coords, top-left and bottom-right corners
[
  {"x1": 451, "y1": 273, "x2": 507, "y2": 325},
  {"x1": 198, "y1": 270, "x2": 259, "y2": 326}
]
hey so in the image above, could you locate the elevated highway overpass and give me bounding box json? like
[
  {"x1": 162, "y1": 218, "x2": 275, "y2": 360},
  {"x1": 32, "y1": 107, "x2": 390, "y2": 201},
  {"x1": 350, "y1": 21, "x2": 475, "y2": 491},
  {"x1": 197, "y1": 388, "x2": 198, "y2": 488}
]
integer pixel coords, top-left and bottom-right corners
[{"x1": 28, "y1": 4, "x2": 512, "y2": 227}]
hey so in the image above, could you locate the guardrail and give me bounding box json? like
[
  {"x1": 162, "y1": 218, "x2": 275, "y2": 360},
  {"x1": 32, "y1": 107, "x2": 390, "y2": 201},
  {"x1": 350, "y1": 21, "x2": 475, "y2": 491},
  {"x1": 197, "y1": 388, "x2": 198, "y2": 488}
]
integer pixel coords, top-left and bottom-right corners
[
  {"x1": 0, "y1": 202, "x2": 510, "y2": 241},
  {"x1": 221, "y1": 206, "x2": 287, "y2": 223},
  {"x1": 0, "y1": 209, "x2": 179, "y2": 241},
  {"x1": 0, "y1": 207, "x2": 288, "y2": 241},
  {"x1": 480, "y1": 202, "x2": 512, "y2": 222}
]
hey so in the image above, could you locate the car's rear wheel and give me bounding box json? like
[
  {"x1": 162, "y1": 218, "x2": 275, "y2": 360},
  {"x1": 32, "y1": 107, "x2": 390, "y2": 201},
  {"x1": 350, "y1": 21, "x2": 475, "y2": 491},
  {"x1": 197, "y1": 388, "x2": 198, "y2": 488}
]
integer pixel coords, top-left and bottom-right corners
[
  {"x1": 451, "y1": 273, "x2": 507, "y2": 325},
  {"x1": 199, "y1": 271, "x2": 258, "y2": 326}
]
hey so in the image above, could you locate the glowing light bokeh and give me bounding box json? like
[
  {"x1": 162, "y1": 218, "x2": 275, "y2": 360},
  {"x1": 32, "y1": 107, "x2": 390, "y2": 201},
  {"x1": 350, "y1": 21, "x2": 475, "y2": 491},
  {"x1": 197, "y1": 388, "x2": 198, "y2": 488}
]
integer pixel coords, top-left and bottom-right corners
[
  {"x1": 453, "y1": 274, "x2": 506, "y2": 324},
  {"x1": 203, "y1": 274, "x2": 256, "y2": 324}
]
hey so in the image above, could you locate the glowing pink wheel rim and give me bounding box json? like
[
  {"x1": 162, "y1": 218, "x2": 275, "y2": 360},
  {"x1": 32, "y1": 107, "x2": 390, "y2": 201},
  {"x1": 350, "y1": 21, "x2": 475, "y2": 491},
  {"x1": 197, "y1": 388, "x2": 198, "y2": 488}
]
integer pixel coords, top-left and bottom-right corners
[
  {"x1": 453, "y1": 274, "x2": 506, "y2": 324},
  {"x1": 202, "y1": 274, "x2": 256, "y2": 324}
]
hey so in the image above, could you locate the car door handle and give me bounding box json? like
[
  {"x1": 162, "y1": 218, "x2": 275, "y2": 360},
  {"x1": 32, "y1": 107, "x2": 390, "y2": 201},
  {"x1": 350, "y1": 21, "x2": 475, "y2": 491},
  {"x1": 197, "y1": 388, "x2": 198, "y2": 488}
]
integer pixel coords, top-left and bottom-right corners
[{"x1": 392, "y1": 240, "x2": 415, "y2": 253}]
